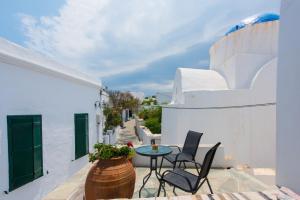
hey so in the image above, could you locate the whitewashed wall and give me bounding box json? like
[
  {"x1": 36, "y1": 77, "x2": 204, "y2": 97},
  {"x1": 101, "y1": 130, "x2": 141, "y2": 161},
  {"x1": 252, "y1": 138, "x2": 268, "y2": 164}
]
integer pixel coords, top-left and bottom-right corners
[
  {"x1": 0, "y1": 60, "x2": 101, "y2": 199},
  {"x1": 164, "y1": 19, "x2": 278, "y2": 168},
  {"x1": 276, "y1": 0, "x2": 300, "y2": 193},
  {"x1": 162, "y1": 103, "x2": 275, "y2": 168},
  {"x1": 163, "y1": 61, "x2": 277, "y2": 168}
]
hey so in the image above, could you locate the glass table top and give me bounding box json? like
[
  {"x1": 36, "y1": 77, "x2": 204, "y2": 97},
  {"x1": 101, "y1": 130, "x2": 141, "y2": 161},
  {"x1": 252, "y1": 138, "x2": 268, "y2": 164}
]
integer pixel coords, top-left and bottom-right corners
[{"x1": 135, "y1": 145, "x2": 172, "y2": 157}]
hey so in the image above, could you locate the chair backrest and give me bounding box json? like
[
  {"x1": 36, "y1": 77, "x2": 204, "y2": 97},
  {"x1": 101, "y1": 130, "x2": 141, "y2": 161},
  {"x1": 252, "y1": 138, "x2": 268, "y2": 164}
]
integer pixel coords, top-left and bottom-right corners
[
  {"x1": 182, "y1": 131, "x2": 203, "y2": 159},
  {"x1": 198, "y1": 142, "x2": 221, "y2": 182}
]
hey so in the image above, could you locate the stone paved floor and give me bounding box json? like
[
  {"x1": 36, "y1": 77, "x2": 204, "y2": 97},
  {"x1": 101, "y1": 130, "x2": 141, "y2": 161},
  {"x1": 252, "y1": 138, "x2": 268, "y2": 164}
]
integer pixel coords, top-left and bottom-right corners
[
  {"x1": 133, "y1": 167, "x2": 276, "y2": 198},
  {"x1": 116, "y1": 119, "x2": 142, "y2": 145},
  {"x1": 43, "y1": 165, "x2": 276, "y2": 200}
]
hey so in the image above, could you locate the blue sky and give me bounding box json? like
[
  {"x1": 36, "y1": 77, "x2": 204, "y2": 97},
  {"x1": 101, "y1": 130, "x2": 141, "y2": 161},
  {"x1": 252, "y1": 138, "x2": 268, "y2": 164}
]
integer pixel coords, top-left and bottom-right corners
[{"x1": 1, "y1": 0, "x2": 280, "y2": 95}]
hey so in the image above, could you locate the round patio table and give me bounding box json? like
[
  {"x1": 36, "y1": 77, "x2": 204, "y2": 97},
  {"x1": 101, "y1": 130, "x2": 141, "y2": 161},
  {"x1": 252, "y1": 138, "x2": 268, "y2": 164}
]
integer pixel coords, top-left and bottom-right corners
[{"x1": 135, "y1": 145, "x2": 172, "y2": 197}]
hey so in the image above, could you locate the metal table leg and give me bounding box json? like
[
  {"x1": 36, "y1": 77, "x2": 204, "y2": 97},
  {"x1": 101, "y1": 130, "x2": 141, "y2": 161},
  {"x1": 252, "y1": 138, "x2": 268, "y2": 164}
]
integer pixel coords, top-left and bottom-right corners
[{"x1": 139, "y1": 156, "x2": 166, "y2": 197}]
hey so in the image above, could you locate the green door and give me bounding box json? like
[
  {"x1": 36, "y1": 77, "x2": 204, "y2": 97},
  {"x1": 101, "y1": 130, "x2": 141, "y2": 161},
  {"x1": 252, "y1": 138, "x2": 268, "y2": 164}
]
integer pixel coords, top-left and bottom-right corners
[
  {"x1": 7, "y1": 115, "x2": 43, "y2": 191},
  {"x1": 74, "y1": 114, "x2": 89, "y2": 159}
]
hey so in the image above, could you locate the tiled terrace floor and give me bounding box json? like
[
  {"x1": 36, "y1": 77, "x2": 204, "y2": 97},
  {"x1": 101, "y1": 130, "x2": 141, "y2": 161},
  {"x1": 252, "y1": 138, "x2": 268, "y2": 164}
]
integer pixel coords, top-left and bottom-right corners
[
  {"x1": 43, "y1": 165, "x2": 276, "y2": 200},
  {"x1": 133, "y1": 167, "x2": 276, "y2": 198}
]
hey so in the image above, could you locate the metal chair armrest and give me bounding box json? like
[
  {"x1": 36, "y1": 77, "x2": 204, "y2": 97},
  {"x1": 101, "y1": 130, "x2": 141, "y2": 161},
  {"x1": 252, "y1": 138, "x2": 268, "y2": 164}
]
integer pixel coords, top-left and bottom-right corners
[
  {"x1": 174, "y1": 152, "x2": 186, "y2": 163},
  {"x1": 167, "y1": 145, "x2": 182, "y2": 152},
  {"x1": 189, "y1": 160, "x2": 202, "y2": 175}
]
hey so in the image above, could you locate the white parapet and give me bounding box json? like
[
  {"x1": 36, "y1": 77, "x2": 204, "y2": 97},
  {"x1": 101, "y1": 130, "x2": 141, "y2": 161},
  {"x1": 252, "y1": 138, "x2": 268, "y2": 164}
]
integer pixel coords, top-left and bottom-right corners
[
  {"x1": 135, "y1": 116, "x2": 161, "y2": 144},
  {"x1": 162, "y1": 102, "x2": 276, "y2": 168}
]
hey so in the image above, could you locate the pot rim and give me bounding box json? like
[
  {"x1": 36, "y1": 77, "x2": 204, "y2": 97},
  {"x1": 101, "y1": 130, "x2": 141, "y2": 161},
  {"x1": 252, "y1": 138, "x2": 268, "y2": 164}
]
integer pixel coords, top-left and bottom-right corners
[{"x1": 96, "y1": 156, "x2": 128, "y2": 161}]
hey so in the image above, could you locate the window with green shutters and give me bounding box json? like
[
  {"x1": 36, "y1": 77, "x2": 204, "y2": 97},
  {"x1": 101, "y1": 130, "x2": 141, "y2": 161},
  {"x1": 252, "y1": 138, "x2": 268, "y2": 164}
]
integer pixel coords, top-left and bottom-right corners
[
  {"x1": 74, "y1": 113, "x2": 89, "y2": 159},
  {"x1": 7, "y1": 115, "x2": 43, "y2": 191}
]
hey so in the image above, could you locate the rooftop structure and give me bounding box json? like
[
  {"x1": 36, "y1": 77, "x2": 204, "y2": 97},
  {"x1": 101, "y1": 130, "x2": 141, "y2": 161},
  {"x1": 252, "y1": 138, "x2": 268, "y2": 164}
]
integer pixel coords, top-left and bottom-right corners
[
  {"x1": 0, "y1": 38, "x2": 100, "y2": 88},
  {"x1": 163, "y1": 14, "x2": 279, "y2": 168},
  {"x1": 225, "y1": 13, "x2": 280, "y2": 35}
]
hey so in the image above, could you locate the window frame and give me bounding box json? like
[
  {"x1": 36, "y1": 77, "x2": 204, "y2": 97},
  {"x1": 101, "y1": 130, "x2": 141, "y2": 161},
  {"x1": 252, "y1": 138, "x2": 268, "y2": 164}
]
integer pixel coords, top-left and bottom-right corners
[
  {"x1": 7, "y1": 115, "x2": 43, "y2": 191},
  {"x1": 74, "y1": 113, "x2": 89, "y2": 159}
]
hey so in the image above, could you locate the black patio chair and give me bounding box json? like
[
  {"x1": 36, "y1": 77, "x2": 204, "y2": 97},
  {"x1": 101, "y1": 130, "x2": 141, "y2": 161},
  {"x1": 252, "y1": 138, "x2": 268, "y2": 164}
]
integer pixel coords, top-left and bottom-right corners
[
  {"x1": 157, "y1": 142, "x2": 221, "y2": 196},
  {"x1": 159, "y1": 131, "x2": 203, "y2": 173}
]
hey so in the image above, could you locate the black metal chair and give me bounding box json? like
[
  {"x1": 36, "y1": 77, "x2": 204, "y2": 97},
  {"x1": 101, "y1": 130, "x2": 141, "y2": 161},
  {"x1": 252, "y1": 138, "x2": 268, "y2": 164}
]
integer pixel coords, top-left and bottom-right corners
[
  {"x1": 159, "y1": 131, "x2": 203, "y2": 172},
  {"x1": 157, "y1": 142, "x2": 221, "y2": 196}
]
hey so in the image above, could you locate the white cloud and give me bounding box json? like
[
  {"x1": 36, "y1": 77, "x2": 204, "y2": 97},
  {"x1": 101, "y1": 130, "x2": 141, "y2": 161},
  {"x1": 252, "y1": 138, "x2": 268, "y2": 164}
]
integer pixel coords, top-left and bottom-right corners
[
  {"x1": 19, "y1": 0, "x2": 280, "y2": 92},
  {"x1": 121, "y1": 81, "x2": 174, "y2": 92},
  {"x1": 19, "y1": 0, "x2": 235, "y2": 76}
]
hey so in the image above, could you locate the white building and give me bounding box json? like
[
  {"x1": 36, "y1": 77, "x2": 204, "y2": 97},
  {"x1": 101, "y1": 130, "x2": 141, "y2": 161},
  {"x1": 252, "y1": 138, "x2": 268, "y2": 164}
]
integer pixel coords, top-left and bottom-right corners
[
  {"x1": 0, "y1": 38, "x2": 103, "y2": 200},
  {"x1": 163, "y1": 14, "x2": 279, "y2": 168},
  {"x1": 156, "y1": 92, "x2": 172, "y2": 105},
  {"x1": 277, "y1": 0, "x2": 300, "y2": 193}
]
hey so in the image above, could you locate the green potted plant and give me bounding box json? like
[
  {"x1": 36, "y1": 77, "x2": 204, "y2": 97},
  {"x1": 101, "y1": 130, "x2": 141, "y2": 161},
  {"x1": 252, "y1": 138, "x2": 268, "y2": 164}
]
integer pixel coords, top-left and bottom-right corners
[
  {"x1": 85, "y1": 143, "x2": 136, "y2": 200},
  {"x1": 103, "y1": 106, "x2": 122, "y2": 144}
]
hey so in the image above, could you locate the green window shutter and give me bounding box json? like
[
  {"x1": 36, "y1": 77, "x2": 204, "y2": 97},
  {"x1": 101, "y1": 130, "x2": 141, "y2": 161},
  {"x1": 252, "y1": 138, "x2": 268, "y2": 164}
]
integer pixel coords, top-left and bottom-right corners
[
  {"x1": 75, "y1": 114, "x2": 89, "y2": 159},
  {"x1": 7, "y1": 115, "x2": 43, "y2": 191},
  {"x1": 33, "y1": 116, "x2": 43, "y2": 179}
]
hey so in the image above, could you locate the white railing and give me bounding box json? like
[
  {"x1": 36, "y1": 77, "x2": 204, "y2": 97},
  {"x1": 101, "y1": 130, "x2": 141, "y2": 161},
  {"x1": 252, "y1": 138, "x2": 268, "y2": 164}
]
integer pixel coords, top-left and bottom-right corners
[{"x1": 135, "y1": 116, "x2": 161, "y2": 144}]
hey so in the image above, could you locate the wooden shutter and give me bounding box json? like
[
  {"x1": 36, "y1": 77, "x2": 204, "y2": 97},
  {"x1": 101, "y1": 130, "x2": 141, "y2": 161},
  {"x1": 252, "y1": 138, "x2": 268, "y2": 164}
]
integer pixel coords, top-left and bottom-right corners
[
  {"x1": 33, "y1": 116, "x2": 43, "y2": 179},
  {"x1": 7, "y1": 115, "x2": 43, "y2": 191},
  {"x1": 75, "y1": 114, "x2": 89, "y2": 159}
]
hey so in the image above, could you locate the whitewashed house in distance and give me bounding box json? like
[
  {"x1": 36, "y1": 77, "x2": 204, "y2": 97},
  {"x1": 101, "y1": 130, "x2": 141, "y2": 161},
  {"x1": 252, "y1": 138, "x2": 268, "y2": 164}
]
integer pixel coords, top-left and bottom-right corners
[
  {"x1": 162, "y1": 13, "x2": 279, "y2": 168},
  {"x1": 0, "y1": 38, "x2": 103, "y2": 200},
  {"x1": 156, "y1": 92, "x2": 172, "y2": 105}
]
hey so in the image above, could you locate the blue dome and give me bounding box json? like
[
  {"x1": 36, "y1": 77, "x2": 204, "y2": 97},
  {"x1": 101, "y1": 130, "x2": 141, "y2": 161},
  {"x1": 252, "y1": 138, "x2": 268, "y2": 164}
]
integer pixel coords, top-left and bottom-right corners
[{"x1": 225, "y1": 13, "x2": 280, "y2": 36}]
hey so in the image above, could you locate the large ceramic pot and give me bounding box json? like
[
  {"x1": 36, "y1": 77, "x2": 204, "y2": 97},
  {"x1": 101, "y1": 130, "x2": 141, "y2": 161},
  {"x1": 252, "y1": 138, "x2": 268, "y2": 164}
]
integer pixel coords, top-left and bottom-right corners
[{"x1": 85, "y1": 156, "x2": 136, "y2": 200}]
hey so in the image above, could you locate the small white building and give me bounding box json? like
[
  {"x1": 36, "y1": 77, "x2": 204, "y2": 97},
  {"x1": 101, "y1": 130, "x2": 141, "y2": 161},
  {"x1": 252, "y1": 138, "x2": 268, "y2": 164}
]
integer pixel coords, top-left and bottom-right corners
[
  {"x1": 162, "y1": 14, "x2": 279, "y2": 168},
  {"x1": 156, "y1": 92, "x2": 172, "y2": 105},
  {"x1": 0, "y1": 38, "x2": 103, "y2": 200}
]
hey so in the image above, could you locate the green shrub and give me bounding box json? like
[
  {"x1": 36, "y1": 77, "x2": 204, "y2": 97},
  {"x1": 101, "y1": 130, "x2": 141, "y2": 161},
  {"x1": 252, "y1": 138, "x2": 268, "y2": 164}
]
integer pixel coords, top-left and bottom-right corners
[
  {"x1": 89, "y1": 143, "x2": 135, "y2": 162},
  {"x1": 145, "y1": 118, "x2": 161, "y2": 134},
  {"x1": 149, "y1": 107, "x2": 161, "y2": 123},
  {"x1": 138, "y1": 107, "x2": 161, "y2": 122},
  {"x1": 142, "y1": 98, "x2": 157, "y2": 105},
  {"x1": 139, "y1": 107, "x2": 162, "y2": 134},
  {"x1": 138, "y1": 109, "x2": 149, "y2": 120},
  {"x1": 103, "y1": 106, "x2": 122, "y2": 131}
]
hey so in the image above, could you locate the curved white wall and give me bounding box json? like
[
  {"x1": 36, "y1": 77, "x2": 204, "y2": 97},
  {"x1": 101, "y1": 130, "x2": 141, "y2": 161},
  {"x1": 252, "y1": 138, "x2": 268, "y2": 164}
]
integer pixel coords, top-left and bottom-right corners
[
  {"x1": 210, "y1": 21, "x2": 278, "y2": 89},
  {"x1": 251, "y1": 58, "x2": 277, "y2": 102}
]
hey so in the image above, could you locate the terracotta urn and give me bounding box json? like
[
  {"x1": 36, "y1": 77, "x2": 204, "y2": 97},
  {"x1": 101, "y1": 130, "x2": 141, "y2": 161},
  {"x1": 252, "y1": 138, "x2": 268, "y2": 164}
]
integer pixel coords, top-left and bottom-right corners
[{"x1": 85, "y1": 156, "x2": 136, "y2": 200}]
